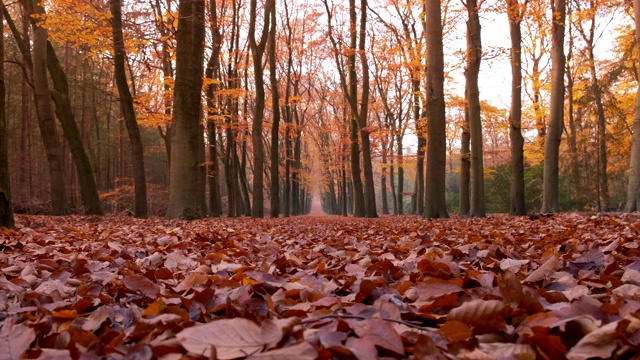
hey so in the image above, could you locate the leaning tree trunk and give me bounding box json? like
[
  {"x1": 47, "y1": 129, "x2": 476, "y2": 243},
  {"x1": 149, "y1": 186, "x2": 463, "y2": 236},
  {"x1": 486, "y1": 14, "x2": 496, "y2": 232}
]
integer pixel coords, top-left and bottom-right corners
[
  {"x1": 27, "y1": 2, "x2": 70, "y2": 215},
  {"x1": 423, "y1": 0, "x2": 449, "y2": 219},
  {"x1": 46, "y1": 41, "x2": 102, "y2": 215},
  {"x1": 166, "y1": 0, "x2": 206, "y2": 219},
  {"x1": 508, "y1": 0, "x2": 526, "y2": 215},
  {"x1": 466, "y1": 0, "x2": 485, "y2": 217},
  {"x1": 541, "y1": 0, "x2": 566, "y2": 214},
  {"x1": 0, "y1": 4, "x2": 13, "y2": 228},
  {"x1": 626, "y1": 0, "x2": 640, "y2": 211},
  {"x1": 110, "y1": 0, "x2": 148, "y2": 218}
]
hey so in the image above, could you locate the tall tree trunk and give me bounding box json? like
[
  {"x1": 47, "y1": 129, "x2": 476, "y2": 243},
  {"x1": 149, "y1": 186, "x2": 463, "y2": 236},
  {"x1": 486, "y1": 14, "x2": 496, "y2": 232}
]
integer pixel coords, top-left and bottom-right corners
[
  {"x1": 45, "y1": 40, "x2": 102, "y2": 215},
  {"x1": 357, "y1": 0, "x2": 377, "y2": 218},
  {"x1": 166, "y1": 0, "x2": 206, "y2": 219},
  {"x1": 541, "y1": 0, "x2": 566, "y2": 214},
  {"x1": 28, "y1": 1, "x2": 70, "y2": 215},
  {"x1": 248, "y1": 0, "x2": 272, "y2": 218},
  {"x1": 206, "y1": 0, "x2": 222, "y2": 217},
  {"x1": 414, "y1": 85, "x2": 425, "y2": 215},
  {"x1": 152, "y1": 0, "x2": 174, "y2": 171},
  {"x1": 566, "y1": 5, "x2": 580, "y2": 207},
  {"x1": 322, "y1": 0, "x2": 365, "y2": 217},
  {"x1": 0, "y1": 4, "x2": 13, "y2": 228},
  {"x1": 423, "y1": 0, "x2": 449, "y2": 219},
  {"x1": 20, "y1": 6, "x2": 31, "y2": 204},
  {"x1": 396, "y1": 134, "x2": 404, "y2": 214},
  {"x1": 268, "y1": 2, "x2": 280, "y2": 218},
  {"x1": 465, "y1": 0, "x2": 485, "y2": 217},
  {"x1": 508, "y1": 0, "x2": 526, "y2": 216},
  {"x1": 625, "y1": 0, "x2": 640, "y2": 211},
  {"x1": 110, "y1": 0, "x2": 148, "y2": 218},
  {"x1": 459, "y1": 109, "x2": 470, "y2": 215}
]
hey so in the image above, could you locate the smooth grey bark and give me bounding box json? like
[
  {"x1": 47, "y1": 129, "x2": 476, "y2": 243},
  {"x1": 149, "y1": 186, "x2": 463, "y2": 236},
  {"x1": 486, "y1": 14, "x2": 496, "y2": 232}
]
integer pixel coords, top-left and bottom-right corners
[
  {"x1": 110, "y1": 0, "x2": 148, "y2": 218},
  {"x1": 541, "y1": 0, "x2": 566, "y2": 213},
  {"x1": 166, "y1": 0, "x2": 206, "y2": 219},
  {"x1": 465, "y1": 0, "x2": 485, "y2": 217},
  {"x1": 508, "y1": 0, "x2": 527, "y2": 215},
  {"x1": 626, "y1": 0, "x2": 640, "y2": 211},
  {"x1": 423, "y1": 0, "x2": 449, "y2": 219}
]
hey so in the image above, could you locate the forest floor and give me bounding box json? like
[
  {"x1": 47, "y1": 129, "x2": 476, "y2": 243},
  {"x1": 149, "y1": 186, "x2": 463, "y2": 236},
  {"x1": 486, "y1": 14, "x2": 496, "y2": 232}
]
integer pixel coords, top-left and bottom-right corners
[{"x1": 1, "y1": 212, "x2": 639, "y2": 359}]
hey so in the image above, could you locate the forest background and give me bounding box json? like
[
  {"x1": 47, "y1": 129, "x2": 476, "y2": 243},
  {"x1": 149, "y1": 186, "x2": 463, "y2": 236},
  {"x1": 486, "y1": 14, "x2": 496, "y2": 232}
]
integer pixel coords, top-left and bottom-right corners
[{"x1": 0, "y1": 0, "x2": 639, "y2": 222}]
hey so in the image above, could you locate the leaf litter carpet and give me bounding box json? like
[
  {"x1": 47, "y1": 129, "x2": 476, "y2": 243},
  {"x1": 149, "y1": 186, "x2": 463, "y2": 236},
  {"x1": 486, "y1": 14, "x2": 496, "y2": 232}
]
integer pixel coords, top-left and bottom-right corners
[{"x1": 1, "y1": 213, "x2": 640, "y2": 359}]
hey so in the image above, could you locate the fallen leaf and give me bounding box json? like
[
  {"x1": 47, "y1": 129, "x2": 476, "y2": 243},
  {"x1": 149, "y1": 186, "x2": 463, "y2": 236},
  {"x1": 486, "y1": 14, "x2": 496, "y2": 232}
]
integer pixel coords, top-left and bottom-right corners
[
  {"x1": 176, "y1": 318, "x2": 265, "y2": 359},
  {"x1": 0, "y1": 318, "x2": 35, "y2": 360}
]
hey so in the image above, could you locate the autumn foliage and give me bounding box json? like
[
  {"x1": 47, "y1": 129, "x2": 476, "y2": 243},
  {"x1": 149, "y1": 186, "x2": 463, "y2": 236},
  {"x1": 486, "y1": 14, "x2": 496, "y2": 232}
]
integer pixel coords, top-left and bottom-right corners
[{"x1": 1, "y1": 213, "x2": 639, "y2": 358}]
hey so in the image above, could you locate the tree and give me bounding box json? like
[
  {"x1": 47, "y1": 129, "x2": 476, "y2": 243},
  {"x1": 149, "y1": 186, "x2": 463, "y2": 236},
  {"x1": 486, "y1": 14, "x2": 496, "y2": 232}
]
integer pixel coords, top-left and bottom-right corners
[
  {"x1": 626, "y1": 0, "x2": 640, "y2": 211},
  {"x1": 42, "y1": 18, "x2": 103, "y2": 214},
  {"x1": 574, "y1": 0, "x2": 609, "y2": 210},
  {"x1": 268, "y1": 1, "x2": 280, "y2": 218},
  {"x1": 110, "y1": 0, "x2": 148, "y2": 218},
  {"x1": 508, "y1": 0, "x2": 527, "y2": 215},
  {"x1": 423, "y1": 0, "x2": 448, "y2": 219},
  {"x1": 0, "y1": 2, "x2": 13, "y2": 228},
  {"x1": 7, "y1": 1, "x2": 69, "y2": 215},
  {"x1": 166, "y1": 0, "x2": 206, "y2": 219},
  {"x1": 541, "y1": 0, "x2": 566, "y2": 213},
  {"x1": 205, "y1": 0, "x2": 222, "y2": 217},
  {"x1": 248, "y1": 0, "x2": 273, "y2": 218},
  {"x1": 464, "y1": 0, "x2": 485, "y2": 217}
]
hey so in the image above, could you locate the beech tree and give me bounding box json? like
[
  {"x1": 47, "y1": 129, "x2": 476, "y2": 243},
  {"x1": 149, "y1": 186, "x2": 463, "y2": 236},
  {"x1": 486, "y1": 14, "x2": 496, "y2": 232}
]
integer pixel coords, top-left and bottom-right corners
[
  {"x1": 508, "y1": 0, "x2": 527, "y2": 215},
  {"x1": 541, "y1": 0, "x2": 566, "y2": 213},
  {"x1": 6, "y1": 1, "x2": 69, "y2": 215},
  {"x1": 0, "y1": 2, "x2": 13, "y2": 228},
  {"x1": 423, "y1": 0, "x2": 449, "y2": 219},
  {"x1": 464, "y1": 0, "x2": 485, "y2": 217},
  {"x1": 110, "y1": 0, "x2": 148, "y2": 218},
  {"x1": 626, "y1": 0, "x2": 640, "y2": 211},
  {"x1": 248, "y1": 0, "x2": 273, "y2": 218},
  {"x1": 166, "y1": 0, "x2": 206, "y2": 219}
]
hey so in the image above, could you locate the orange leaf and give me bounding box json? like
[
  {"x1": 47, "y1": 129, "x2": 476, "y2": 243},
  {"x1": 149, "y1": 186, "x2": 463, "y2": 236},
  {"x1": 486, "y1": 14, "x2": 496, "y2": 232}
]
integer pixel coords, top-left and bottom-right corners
[{"x1": 440, "y1": 320, "x2": 472, "y2": 342}]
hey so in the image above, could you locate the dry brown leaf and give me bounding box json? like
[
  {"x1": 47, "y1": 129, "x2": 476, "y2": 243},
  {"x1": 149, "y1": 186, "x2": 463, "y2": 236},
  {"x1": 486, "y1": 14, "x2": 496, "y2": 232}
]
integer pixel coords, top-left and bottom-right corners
[
  {"x1": 566, "y1": 321, "x2": 619, "y2": 360},
  {"x1": 0, "y1": 317, "x2": 35, "y2": 360},
  {"x1": 247, "y1": 342, "x2": 317, "y2": 359},
  {"x1": 447, "y1": 299, "x2": 508, "y2": 325},
  {"x1": 351, "y1": 317, "x2": 404, "y2": 354},
  {"x1": 524, "y1": 253, "x2": 560, "y2": 283},
  {"x1": 478, "y1": 343, "x2": 536, "y2": 360},
  {"x1": 176, "y1": 318, "x2": 266, "y2": 359},
  {"x1": 173, "y1": 271, "x2": 209, "y2": 292}
]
